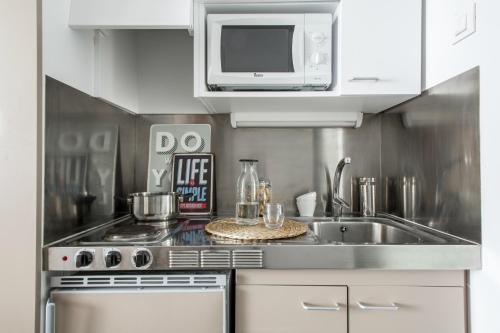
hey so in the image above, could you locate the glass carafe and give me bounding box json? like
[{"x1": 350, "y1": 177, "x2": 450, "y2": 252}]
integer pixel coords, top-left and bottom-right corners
[{"x1": 235, "y1": 159, "x2": 259, "y2": 225}]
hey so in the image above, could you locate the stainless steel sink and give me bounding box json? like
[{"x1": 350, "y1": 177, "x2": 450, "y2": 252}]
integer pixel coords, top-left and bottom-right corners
[{"x1": 297, "y1": 217, "x2": 447, "y2": 244}]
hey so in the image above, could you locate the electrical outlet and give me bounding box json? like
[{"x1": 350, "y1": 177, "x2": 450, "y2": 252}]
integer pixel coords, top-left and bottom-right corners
[{"x1": 453, "y1": 0, "x2": 476, "y2": 45}]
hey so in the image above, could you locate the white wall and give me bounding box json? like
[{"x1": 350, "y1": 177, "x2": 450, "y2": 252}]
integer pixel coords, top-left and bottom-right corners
[
  {"x1": 95, "y1": 30, "x2": 139, "y2": 112},
  {"x1": 0, "y1": 0, "x2": 40, "y2": 332},
  {"x1": 424, "y1": 0, "x2": 480, "y2": 89},
  {"x1": 425, "y1": 1, "x2": 500, "y2": 332},
  {"x1": 136, "y1": 30, "x2": 207, "y2": 114}
]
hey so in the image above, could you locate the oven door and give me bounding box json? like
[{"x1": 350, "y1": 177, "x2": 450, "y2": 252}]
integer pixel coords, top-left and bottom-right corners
[
  {"x1": 207, "y1": 14, "x2": 305, "y2": 89},
  {"x1": 45, "y1": 288, "x2": 226, "y2": 333}
]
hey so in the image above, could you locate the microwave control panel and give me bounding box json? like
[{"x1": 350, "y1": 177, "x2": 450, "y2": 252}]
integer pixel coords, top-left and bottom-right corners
[{"x1": 304, "y1": 14, "x2": 333, "y2": 87}]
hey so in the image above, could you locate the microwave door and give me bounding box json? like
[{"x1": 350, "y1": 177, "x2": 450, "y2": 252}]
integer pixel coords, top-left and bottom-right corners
[{"x1": 207, "y1": 14, "x2": 305, "y2": 89}]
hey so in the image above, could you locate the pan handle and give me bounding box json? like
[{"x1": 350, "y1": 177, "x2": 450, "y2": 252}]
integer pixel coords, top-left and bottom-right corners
[
  {"x1": 114, "y1": 195, "x2": 133, "y2": 204},
  {"x1": 178, "y1": 193, "x2": 193, "y2": 202}
]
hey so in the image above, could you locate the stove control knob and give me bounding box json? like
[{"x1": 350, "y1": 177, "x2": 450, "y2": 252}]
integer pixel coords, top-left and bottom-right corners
[
  {"x1": 133, "y1": 250, "x2": 152, "y2": 268},
  {"x1": 105, "y1": 251, "x2": 122, "y2": 268},
  {"x1": 75, "y1": 251, "x2": 93, "y2": 268}
]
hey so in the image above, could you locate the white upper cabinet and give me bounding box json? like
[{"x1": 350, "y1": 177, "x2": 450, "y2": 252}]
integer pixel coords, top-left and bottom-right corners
[
  {"x1": 339, "y1": 0, "x2": 422, "y2": 95},
  {"x1": 43, "y1": 0, "x2": 204, "y2": 114},
  {"x1": 193, "y1": 0, "x2": 422, "y2": 116},
  {"x1": 43, "y1": 0, "x2": 95, "y2": 96},
  {"x1": 69, "y1": 0, "x2": 192, "y2": 30},
  {"x1": 44, "y1": 0, "x2": 422, "y2": 117}
]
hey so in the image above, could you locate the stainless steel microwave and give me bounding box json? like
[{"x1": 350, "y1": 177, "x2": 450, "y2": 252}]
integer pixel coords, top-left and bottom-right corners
[{"x1": 207, "y1": 13, "x2": 332, "y2": 91}]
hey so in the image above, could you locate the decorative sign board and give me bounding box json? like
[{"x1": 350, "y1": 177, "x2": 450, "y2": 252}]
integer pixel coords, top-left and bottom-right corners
[
  {"x1": 171, "y1": 153, "x2": 215, "y2": 215},
  {"x1": 45, "y1": 124, "x2": 118, "y2": 218},
  {"x1": 147, "y1": 124, "x2": 211, "y2": 192}
]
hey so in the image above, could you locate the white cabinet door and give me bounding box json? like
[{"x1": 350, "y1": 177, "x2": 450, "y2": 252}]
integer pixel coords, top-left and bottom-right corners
[
  {"x1": 236, "y1": 285, "x2": 347, "y2": 333},
  {"x1": 50, "y1": 288, "x2": 224, "y2": 333},
  {"x1": 349, "y1": 286, "x2": 466, "y2": 333},
  {"x1": 43, "y1": 0, "x2": 95, "y2": 96},
  {"x1": 69, "y1": 0, "x2": 191, "y2": 29},
  {"x1": 339, "y1": 0, "x2": 421, "y2": 95}
]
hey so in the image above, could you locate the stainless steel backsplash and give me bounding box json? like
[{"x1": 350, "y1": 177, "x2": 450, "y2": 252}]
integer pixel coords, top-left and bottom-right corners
[
  {"x1": 135, "y1": 114, "x2": 381, "y2": 217},
  {"x1": 380, "y1": 67, "x2": 481, "y2": 243},
  {"x1": 44, "y1": 67, "x2": 480, "y2": 244},
  {"x1": 44, "y1": 77, "x2": 136, "y2": 244}
]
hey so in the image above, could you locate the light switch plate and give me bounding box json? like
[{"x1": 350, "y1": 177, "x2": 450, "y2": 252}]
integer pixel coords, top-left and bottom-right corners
[{"x1": 453, "y1": 0, "x2": 476, "y2": 45}]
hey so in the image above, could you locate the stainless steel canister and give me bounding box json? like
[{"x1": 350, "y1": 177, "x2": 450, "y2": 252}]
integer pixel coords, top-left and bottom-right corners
[
  {"x1": 359, "y1": 177, "x2": 376, "y2": 217},
  {"x1": 129, "y1": 192, "x2": 187, "y2": 221},
  {"x1": 398, "y1": 176, "x2": 418, "y2": 219}
]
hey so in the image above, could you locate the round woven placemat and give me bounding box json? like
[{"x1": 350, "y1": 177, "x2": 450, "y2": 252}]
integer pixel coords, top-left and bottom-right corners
[{"x1": 205, "y1": 217, "x2": 308, "y2": 240}]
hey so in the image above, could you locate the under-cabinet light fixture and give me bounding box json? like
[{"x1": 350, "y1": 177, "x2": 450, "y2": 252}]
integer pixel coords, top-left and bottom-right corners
[{"x1": 230, "y1": 112, "x2": 363, "y2": 128}]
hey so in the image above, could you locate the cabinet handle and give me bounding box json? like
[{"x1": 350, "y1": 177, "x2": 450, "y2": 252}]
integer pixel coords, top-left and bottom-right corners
[
  {"x1": 301, "y1": 302, "x2": 341, "y2": 311},
  {"x1": 357, "y1": 301, "x2": 399, "y2": 311},
  {"x1": 349, "y1": 77, "x2": 380, "y2": 82},
  {"x1": 45, "y1": 299, "x2": 55, "y2": 333}
]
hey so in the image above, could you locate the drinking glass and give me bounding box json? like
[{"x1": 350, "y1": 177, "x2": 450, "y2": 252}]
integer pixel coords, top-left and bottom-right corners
[{"x1": 263, "y1": 203, "x2": 285, "y2": 229}]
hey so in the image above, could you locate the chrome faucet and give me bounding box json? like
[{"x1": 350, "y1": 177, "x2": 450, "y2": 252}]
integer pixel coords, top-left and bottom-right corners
[{"x1": 332, "y1": 157, "x2": 351, "y2": 220}]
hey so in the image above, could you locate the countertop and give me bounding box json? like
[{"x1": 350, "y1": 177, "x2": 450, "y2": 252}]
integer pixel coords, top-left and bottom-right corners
[{"x1": 45, "y1": 215, "x2": 481, "y2": 271}]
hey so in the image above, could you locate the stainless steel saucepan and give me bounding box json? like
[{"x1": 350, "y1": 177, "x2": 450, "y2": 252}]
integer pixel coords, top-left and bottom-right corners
[{"x1": 128, "y1": 192, "x2": 191, "y2": 221}]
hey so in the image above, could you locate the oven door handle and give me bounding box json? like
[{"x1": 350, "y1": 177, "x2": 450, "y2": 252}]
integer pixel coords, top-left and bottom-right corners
[{"x1": 45, "y1": 299, "x2": 55, "y2": 333}]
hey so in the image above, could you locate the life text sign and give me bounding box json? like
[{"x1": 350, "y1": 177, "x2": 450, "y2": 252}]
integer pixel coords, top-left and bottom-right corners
[{"x1": 171, "y1": 153, "x2": 214, "y2": 215}]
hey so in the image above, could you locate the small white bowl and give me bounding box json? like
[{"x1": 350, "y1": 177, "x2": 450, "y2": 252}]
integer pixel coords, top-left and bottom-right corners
[
  {"x1": 297, "y1": 192, "x2": 317, "y2": 201},
  {"x1": 297, "y1": 199, "x2": 316, "y2": 217}
]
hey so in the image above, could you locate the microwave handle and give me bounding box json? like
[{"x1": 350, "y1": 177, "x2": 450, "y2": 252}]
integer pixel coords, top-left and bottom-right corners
[{"x1": 292, "y1": 22, "x2": 305, "y2": 74}]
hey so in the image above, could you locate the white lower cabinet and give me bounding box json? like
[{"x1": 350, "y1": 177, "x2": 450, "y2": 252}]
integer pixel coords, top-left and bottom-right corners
[
  {"x1": 349, "y1": 286, "x2": 466, "y2": 333},
  {"x1": 235, "y1": 270, "x2": 467, "y2": 333},
  {"x1": 236, "y1": 285, "x2": 348, "y2": 333}
]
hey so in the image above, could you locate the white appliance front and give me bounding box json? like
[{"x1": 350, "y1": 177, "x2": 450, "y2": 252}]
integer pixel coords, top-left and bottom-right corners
[
  {"x1": 47, "y1": 288, "x2": 225, "y2": 333},
  {"x1": 207, "y1": 13, "x2": 332, "y2": 90},
  {"x1": 45, "y1": 274, "x2": 228, "y2": 333}
]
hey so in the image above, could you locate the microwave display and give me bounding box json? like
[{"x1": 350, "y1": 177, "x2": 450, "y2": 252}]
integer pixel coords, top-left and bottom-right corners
[{"x1": 220, "y1": 25, "x2": 295, "y2": 73}]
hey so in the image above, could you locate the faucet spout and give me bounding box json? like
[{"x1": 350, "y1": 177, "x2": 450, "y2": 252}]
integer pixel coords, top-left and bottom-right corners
[
  {"x1": 333, "y1": 157, "x2": 351, "y2": 199},
  {"x1": 332, "y1": 157, "x2": 351, "y2": 220}
]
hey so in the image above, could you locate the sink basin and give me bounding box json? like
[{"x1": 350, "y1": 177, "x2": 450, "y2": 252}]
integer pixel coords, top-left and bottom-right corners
[{"x1": 302, "y1": 217, "x2": 446, "y2": 244}]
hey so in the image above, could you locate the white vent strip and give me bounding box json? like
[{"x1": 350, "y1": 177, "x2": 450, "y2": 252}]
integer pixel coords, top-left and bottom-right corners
[
  {"x1": 201, "y1": 250, "x2": 231, "y2": 267},
  {"x1": 169, "y1": 250, "x2": 199, "y2": 268},
  {"x1": 232, "y1": 250, "x2": 263, "y2": 268},
  {"x1": 52, "y1": 275, "x2": 226, "y2": 288},
  {"x1": 202, "y1": 255, "x2": 230, "y2": 258}
]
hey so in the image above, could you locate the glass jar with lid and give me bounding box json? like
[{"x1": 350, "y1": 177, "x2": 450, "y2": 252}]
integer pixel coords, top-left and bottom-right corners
[
  {"x1": 258, "y1": 179, "x2": 272, "y2": 217},
  {"x1": 235, "y1": 159, "x2": 259, "y2": 225}
]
